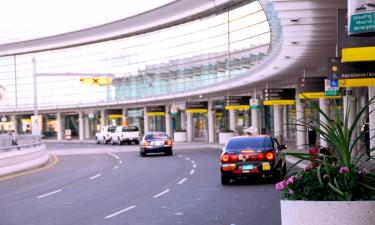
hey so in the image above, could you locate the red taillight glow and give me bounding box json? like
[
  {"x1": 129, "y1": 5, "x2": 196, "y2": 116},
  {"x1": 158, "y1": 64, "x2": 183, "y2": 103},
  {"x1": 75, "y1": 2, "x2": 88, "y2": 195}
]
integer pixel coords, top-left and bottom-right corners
[
  {"x1": 221, "y1": 153, "x2": 238, "y2": 163},
  {"x1": 265, "y1": 152, "x2": 275, "y2": 161},
  {"x1": 144, "y1": 140, "x2": 151, "y2": 146},
  {"x1": 230, "y1": 154, "x2": 238, "y2": 162},
  {"x1": 221, "y1": 154, "x2": 230, "y2": 163},
  {"x1": 166, "y1": 139, "x2": 172, "y2": 145},
  {"x1": 257, "y1": 153, "x2": 265, "y2": 160}
]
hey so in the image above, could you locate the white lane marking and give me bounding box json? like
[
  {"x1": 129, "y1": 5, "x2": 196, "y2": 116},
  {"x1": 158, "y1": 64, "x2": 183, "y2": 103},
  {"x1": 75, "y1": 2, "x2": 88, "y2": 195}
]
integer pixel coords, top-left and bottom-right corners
[
  {"x1": 191, "y1": 160, "x2": 195, "y2": 164},
  {"x1": 193, "y1": 164, "x2": 197, "y2": 168},
  {"x1": 37, "y1": 189, "x2": 62, "y2": 199},
  {"x1": 178, "y1": 178, "x2": 188, "y2": 185},
  {"x1": 113, "y1": 166, "x2": 119, "y2": 170},
  {"x1": 119, "y1": 161, "x2": 123, "y2": 164},
  {"x1": 178, "y1": 154, "x2": 183, "y2": 158},
  {"x1": 153, "y1": 189, "x2": 171, "y2": 198},
  {"x1": 104, "y1": 205, "x2": 136, "y2": 219},
  {"x1": 189, "y1": 169, "x2": 195, "y2": 175},
  {"x1": 107, "y1": 152, "x2": 120, "y2": 160},
  {"x1": 90, "y1": 174, "x2": 102, "y2": 180},
  {"x1": 174, "y1": 213, "x2": 184, "y2": 216},
  {"x1": 185, "y1": 157, "x2": 190, "y2": 160}
]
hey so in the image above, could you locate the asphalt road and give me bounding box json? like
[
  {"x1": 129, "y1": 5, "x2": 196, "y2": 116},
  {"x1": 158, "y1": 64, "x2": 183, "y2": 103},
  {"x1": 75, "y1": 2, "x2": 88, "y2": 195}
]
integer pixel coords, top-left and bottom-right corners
[{"x1": 0, "y1": 143, "x2": 281, "y2": 225}]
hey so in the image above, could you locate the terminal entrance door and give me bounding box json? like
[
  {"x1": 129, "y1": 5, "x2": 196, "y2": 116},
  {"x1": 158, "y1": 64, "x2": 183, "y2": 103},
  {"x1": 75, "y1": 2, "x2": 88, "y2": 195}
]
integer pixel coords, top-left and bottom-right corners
[
  {"x1": 193, "y1": 113, "x2": 207, "y2": 142},
  {"x1": 149, "y1": 115, "x2": 165, "y2": 132},
  {"x1": 128, "y1": 109, "x2": 144, "y2": 135}
]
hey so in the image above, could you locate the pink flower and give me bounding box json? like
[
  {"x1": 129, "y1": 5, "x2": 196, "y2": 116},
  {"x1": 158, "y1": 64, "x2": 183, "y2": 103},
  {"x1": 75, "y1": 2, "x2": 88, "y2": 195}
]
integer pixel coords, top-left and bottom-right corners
[
  {"x1": 286, "y1": 176, "x2": 296, "y2": 185},
  {"x1": 275, "y1": 180, "x2": 287, "y2": 190},
  {"x1": 339, "y1": 167, "x2": 349, "y2": 174},
  {"x1": 289, "y1": 189, "x2": 294, "y2": 195}
]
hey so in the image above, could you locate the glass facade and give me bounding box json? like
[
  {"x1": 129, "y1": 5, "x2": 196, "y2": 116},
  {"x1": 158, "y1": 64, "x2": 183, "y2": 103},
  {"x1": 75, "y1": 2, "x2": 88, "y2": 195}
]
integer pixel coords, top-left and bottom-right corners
[{"x1": 0, "y1": 1, "x2": 271, "y2": 111}]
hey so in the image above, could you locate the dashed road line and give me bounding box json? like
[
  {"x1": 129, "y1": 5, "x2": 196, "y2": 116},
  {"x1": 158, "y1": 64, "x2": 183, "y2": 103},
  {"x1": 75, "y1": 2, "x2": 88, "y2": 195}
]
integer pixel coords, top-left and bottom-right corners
[
  {"x1": 191, "y1": 160, "x2": 195, "y2": 164},
  {"x1": 106, "y1": 152, "x2": 120, "y2": 160},
  {"x1": 104, "y1": 205, "x2": 136, "y2": 219},
  {"x1": 113, "y1": 166, "x2": 119, "y2": 170},
  {"x1": 193, "y1": 164, "x2": 197, "y2": 168},
  {"x1": 90, "y1": 173, "x2": 102, "y2": 180},
  {"x1": 177, "y1": 154, "x2": 183, "y2": 158},
  {"x1": 153, "y1": 189, "x2": 171, "y2": 198},
  {"x1": 189, "y1": 169, "x2": 195, "y2": 175},
  {"x1": 177, "y1": 178, "x2": 188, "y2": 185},
  {"x1": 185, "y1": 157, "x2": 190, "y2": 160},
  {"x1": 119, "y1": 161, "x2": 123, "y2": 164},
  {"x1": 37, "y1": 189, "x2": 62, "y2": 199}
]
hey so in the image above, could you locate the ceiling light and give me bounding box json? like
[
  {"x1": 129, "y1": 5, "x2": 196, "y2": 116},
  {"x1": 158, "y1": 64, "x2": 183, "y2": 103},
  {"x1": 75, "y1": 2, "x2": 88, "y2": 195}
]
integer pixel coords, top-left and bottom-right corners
[
  {"x1": 290, "y1": 18, "x2": 300, "y2": 22},
  {"x1": 291, "y1": 41, "x2": 298, "y2": 45}
]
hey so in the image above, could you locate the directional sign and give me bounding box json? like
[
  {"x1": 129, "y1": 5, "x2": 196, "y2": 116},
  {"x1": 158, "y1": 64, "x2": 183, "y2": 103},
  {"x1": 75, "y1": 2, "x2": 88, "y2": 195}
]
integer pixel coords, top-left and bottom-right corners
[
  {"x1": 147, "y1": 105, "x2": 166, "y2": 116},
  {"x1": 263, "y1": 88, "x2": 295, "y2": 100},
  {"x1": 224, "y1": 96, "x2": 251, "y2": 110},
  {"x1": 186, "y1": 101, "x2": 208, "y2": 113},
  {"x1": 328, "y1": 57, "x2": 375, "y2": 79}
]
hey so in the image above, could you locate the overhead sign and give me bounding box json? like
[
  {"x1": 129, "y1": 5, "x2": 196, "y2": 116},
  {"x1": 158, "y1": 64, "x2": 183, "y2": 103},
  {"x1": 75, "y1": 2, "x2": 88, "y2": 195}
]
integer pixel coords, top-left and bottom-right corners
[
  {"x1": 298, "y1": 77, "x2": 325, "y2": 93},
  {"x1": 186, "y1": 101, "x2": 208, "y2": 113},
  {"x1": 325, "y1": 79, "x2": 340, "y2": 96},
  {"x1": 348, "y1": 0, "x2": 375, "y2": 36},
  {"x1": 224, "y1": 96, "x2": 251, "y2": 110},
  {"x1": 263, "y1": 88, "x2": 295, "y2": 105},
  {"x1": 250, "y1": 99, "x2": 260, "y2": 109},
  {"x1": 214, "y1": 100, "x2": 225, "y2": 110},
  {"x1": 328, "y1": 57, "x2": 375, "y2": 79},
  {"x1": 146, "y1": 105, "x2": 165, "y2": 116}
]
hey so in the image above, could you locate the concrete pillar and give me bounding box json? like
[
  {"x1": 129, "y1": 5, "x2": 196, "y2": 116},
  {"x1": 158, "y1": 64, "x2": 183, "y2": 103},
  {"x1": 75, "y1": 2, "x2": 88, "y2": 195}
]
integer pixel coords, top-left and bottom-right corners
[
  {"x1": 100, "y1": 110, "x2": 105, "y2": 129},
  {"x1": 85, "y1": 117, "x2": 90, "y2": 139},
  {"x1": 344, "y1": 88, "x2": 358, "y2": 157},
  {"x1": 296, "y1": 98, "x2": 307, "y2": 149},
  {"x1": 369, "y1": 86, "x2": 375, "y2": 156},
  {"x1": 143, "y1": 106, "x2": 149, "y2": 133},
  {"x1": 251, "y1": 101, "x2": 260, "y2": 135},
  {"x1": 229, "y1": 109, "x2": 236, "y2": 132},
  {"x1": 283, "y1": 106, "x2": 290, "y2": 139},
  {"x1": 122, "y1": 108, "x2": 128, "y2": 126},
  {"x1": 79, "y1": 112, "x2": 84, "y2": 141},
  {"x1": 11, "y1": 115, "x2": 17, "y2": 132},
  {"x1": 187, "y1": 112, "x2": 193, "y2": 142},
  {"x1": 274, "y1": 105, "x2": 283, "y2": 143},
  {"x1": 56, "y1": 112, "x2": 62, "y2": 141},
  {"x1": 208, "y1": 100, "x2": 215, "y2": 143},
  {"x1": 319, "y1": 98, "x2": 330, "y2": 148},
  {"x1": 165, "y1": 105, "x2": 172, "y2": 137},
  {"x1": 180, "y1": 110, "x2": 186, "y2": 130}
]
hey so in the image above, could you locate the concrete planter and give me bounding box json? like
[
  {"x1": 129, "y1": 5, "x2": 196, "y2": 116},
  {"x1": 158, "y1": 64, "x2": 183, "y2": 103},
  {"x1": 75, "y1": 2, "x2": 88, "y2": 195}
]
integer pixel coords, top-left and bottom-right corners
[
  {"x1": 281, "y1": 200, "x2": 375, "y2": 225},
  {"x1": 174, "y1": 132, "x2": 187, "y2": 143},
  {"x1": 218, "y1": 132, "x2": 234, "y2": 144}
]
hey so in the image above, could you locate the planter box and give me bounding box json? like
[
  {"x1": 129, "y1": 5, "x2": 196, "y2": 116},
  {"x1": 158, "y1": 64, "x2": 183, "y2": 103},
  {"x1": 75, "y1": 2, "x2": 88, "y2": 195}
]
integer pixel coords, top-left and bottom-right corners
[
  {"x1": 281, "y1": 200, "x2": 375, "y2": 225},
  {"x1": 218, "y1": 132, "x2": 234, "y2": 144},
  {"x1": 174, "y1": 132, "x2": 187, "y2": 143}
]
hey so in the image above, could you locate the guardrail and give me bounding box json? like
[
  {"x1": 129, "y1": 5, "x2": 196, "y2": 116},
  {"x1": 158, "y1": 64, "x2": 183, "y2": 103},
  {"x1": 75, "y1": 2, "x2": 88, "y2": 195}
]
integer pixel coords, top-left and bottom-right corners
[{"x1": 0, "y1": 135, "x2": 42, "y2": 152}]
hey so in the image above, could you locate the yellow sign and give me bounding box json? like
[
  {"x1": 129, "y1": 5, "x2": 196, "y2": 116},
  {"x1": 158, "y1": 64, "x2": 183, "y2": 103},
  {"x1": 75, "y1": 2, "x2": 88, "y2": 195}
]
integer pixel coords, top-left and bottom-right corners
[
  {"x1": 225, "y1": 105, "x2": 250, "y2": 110},
  {"x1": 342, "y1": 47, "x2": 375, "y2": 62},
  {"x1": 80, "y1": 77, "x2": 112, "y2": 85},
  {"x1": 263, "y1": 100, "x2": 295, "y2": 105},
  {"x1": 147, "y1": 112, "x2": 165, "y2": 116},
  {"x1": 299, "y1": 92, "x2": 341, "y2": 99},
  {"x1": 186, "y1": 109, "x2": 208, "y2": 113},
  {"x1": 339, "y1": 78, "x2": 375, "y2": 87},
  {"x1": 108, "y1": 114, "x2": 122, "y2": 119}
]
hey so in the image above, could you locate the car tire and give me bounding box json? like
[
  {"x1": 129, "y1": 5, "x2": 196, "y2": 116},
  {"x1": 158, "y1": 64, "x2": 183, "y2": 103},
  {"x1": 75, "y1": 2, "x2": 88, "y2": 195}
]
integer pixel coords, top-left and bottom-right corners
[
  {"x1": 274, "y1": 164, "x2": 287, "y2": 182},
  {"x1": 140, "y1": 150, "x2": 146, "y2": 157},
  {"x1": 135, "y1": 140, "x2": 139, "y2": 145},
  {"x1": 165, "y1": 150, "x2": 173, "y2": 156},
  {"x1": 96, "y1": 138, "x2": 100, "y2": 144},
  {"x1": 118, "y1": 138, "x2": 121, "y2": 145},
  {"x1": 221, "y1": 175, "x2": 231, "y2": 185}
]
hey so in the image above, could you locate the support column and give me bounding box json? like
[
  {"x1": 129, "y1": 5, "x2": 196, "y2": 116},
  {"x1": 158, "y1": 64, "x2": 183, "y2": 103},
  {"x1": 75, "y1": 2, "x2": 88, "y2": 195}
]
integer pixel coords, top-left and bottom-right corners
[
  {"x1": 100, "y1": 110, "x2": 105, "y2": 129},
  {"x1": 208, "y1": 101, "x2": 215, "y2": 143},
  {"x1": 296, "y1": 98, "x2": 307, "y2": 149},
  {"x1": 319, "y1": 98, "x2": 330, "y2": 148},
  {"x1": 283, "y1": 106, "x2": 289, "y2": 139},
  {"x1": 369, "y1": 86, "x2": 375, "y2": 156},
  {"x1": 180, "y1": 110, "x2": 186, "y2": 130},
  {"x1": 122, "y1": 108, "x2": 128, "y2": 126},
  {"x1": 251, "y1": 101, "x2": 260, "y2": 135},
  {"x1": 143, "y1": 106, "x2": 149, "y2": 133},
  {"x1": 274, "y1": 105, "x2": 283, "y2": 143},
  {"x1": 187, "y1": 111, "x2": 193, "y2": 142},
  {"x1": 229, "y1": 109, "x2": 236, "y2": 132},
  {"x1": 85, "y1": 117, "x2": 90, "y2": 139},
  {"x1": 56, "y1": 112, "x2": 62, "y2": 141},
  {"x1": 344, "y1": 88, "x2": 358, "y2": 157},
  {"x1": 11, "y1": 115, "x2": 17, "y2": 132},
  {"x1": 165, "y1": 105, "x2": 172, "y2": 137},
  {"x1": 79, "y1": 112, "x2": 84, "y2": 141}
]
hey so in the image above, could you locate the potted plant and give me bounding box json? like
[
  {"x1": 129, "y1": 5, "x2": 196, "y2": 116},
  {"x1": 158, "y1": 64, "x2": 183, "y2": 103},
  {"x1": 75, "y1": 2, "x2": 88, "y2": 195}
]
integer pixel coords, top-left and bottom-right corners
[
  {"x1": 276, "y1": 98, "x2": 375, "y2": 225},
  {"x1": 218, "y1": 128, "x2": 235, "y2": 144},
  {"x1": 174, "y1": 128, "x2": 187, "y2": 143}
]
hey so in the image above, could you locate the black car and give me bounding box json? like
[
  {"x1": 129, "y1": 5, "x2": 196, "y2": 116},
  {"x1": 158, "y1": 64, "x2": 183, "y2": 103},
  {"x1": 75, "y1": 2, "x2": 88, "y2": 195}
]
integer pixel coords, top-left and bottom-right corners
[
  {"x1": 220, "y1": 135, "x2": 286, "y2": 185},
  {"x1": 140, "y1": 132, "x2": 173, "y2": 157}
]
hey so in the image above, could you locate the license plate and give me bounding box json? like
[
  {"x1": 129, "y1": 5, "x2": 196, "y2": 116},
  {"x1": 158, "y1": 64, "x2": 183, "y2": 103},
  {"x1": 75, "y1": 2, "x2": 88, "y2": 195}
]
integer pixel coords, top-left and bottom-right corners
[
  {"x1": 242, "y1": 164, "x2": 254, "y2": 170},
  {"x1": 262, "y1": 163, "x2": 271, "y2": 170},
  {"x1": 152, "y1": 141, "x2": 164, "y2": 146}
]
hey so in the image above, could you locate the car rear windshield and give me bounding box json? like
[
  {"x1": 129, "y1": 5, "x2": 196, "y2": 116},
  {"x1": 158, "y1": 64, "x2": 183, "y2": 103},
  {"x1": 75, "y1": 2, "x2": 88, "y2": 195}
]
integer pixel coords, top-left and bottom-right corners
[
  {"x1": 108, "y1": 127, "x2": 116, "y2": 132},
  {"x1": 145, "y1": 133, "x2": 169, "y2": 140},
  {"x1": 122, "y1": 126, "x2": 139, "y2": 132},
  {"x1": 226, "y1": 137, "x2": 273, "y2": 151}
]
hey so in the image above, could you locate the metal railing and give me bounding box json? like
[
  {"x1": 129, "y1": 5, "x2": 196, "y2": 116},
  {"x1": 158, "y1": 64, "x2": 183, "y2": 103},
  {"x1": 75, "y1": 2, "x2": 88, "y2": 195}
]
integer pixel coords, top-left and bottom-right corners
[{"x1": 0, "y1": 134, "x2": 43, "y2": 152}]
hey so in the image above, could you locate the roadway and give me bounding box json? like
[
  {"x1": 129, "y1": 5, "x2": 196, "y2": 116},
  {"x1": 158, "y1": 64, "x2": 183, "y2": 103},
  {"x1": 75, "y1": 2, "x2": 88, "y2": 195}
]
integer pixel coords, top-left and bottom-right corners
[{"x1": 0, "y1": 143, "x2": 282, "y2": 225}]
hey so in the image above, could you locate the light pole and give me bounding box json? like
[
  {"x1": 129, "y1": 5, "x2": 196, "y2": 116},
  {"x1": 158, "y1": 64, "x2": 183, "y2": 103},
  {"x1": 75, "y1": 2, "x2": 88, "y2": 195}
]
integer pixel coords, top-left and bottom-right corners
[{"x1": 32, "y1": 58, "x2": 40, "y2": 136}]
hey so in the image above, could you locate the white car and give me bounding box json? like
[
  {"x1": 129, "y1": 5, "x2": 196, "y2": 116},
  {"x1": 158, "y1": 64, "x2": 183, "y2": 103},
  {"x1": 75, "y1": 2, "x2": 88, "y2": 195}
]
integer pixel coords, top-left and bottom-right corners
[
  {"x1": 95, "y1": 126, "x2": 116, "y2": 144},
  {"x1": 111, "y1": 126, "x2": 141, "y2": 145}
]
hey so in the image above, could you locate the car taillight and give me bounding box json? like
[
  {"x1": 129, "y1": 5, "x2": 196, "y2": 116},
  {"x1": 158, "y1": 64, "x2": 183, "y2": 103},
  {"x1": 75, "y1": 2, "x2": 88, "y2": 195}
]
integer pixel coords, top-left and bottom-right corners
[
  {"x1": 165, "y1": 139, "x2": 172, "y2": 145},
  {"x1": 221, "y1": 154, "x2": 230, "y2": 163},
  {"x1": 257, "y1": 153, "x2": 265, "y2": 160},
  {"x1": 144, "y1": 140, "x2": 151, "y2": 146},
  {"x1": 221, "y1": 153, "x2": 238, "y2": 163},
  {"x1": 265, "y1": 152, "x2": 275, "y2": 161}
]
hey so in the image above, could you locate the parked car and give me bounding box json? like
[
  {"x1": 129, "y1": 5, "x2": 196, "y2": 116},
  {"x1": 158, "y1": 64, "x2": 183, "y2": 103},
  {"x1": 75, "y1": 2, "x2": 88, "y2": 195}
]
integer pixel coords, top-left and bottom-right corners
[
  {"x1": 111, "y1": 126, "x2": 141, "y2": 145},
  {"x1": 140, "y1": 132, "x2": 173, "y2": 157},
  {"x1": 95, "y1": 126, "x2": 116, "y2": 144},
  {"x1": 220, "y1": 135, "x2": 287, "y2": 185}
]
